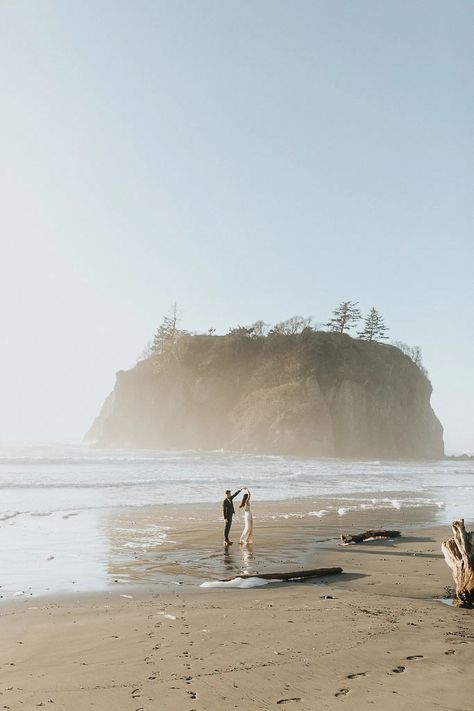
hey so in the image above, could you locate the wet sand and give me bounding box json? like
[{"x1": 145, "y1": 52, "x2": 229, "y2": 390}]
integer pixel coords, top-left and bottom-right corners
[
  {"x1": 100, "y1": 495, "x2": 450, "y2": 588},
  {"x1": 1, "y1": 502, "x2": 473, "y2": 710}
]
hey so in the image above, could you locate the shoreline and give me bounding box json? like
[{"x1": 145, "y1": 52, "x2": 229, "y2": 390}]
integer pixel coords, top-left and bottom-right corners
[
  {"x1": 0, "y1": 493, "x2": 461, "y2": 602},
  {"x1": 1, "y1": 519, "x2": 457, "y2": 609},
  {"x1": 2, "y1": 513, "x2": 473, "y2": 710}
]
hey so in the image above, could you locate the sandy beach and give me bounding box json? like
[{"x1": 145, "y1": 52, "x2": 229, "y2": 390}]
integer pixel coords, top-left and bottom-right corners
[{"x1": 1, "y1": 501, "x2": 473, "y2": 711}]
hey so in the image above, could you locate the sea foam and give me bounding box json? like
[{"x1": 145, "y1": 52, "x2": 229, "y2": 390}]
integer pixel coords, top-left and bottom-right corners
[
  {"x1": 201, "y1": 577, "x2": 277, "y2": 589},
  {"x1": 0, "y1": 511, "x2": 20, "y2": 521}
]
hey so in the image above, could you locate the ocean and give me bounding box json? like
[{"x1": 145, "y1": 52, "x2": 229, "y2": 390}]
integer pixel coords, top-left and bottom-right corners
[{"x1": 0, "y1": 443, "x2": 473, "y2": 600}]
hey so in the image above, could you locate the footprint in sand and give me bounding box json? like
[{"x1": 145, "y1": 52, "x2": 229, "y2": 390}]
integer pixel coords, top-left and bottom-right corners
[
  {"x1": 391, "y1": 666, "x2": 405, "y2": 674},
  {"x1": 347, "y1": 672, "x2": 367, "y2": 679},
  {"x1": 276, "y1": 699, "x2": 302, "y2": 705},
  {"x1": 406, "y1": 655, "x2": 423, "y2": 661},
  {"x1": 335, "y1": 689, "x2": 350, "y2": 697},
  {"x1": 445, "y1": 649, "x2": 456, "y2": 655}
]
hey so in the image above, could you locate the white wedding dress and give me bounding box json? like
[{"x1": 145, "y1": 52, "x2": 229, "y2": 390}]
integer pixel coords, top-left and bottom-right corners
[{"x1": 240, "y1": 503, "x2": 253, "y2": 545}]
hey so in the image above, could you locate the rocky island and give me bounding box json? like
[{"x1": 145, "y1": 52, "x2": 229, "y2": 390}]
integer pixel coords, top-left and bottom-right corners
[{"x1": 86, "y1": 329, "x2": 444, "y2": 459}]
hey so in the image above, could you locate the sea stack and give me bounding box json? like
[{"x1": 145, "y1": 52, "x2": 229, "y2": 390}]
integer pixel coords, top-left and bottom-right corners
[{"x1": 86, "y1": 331, "x2": 444, "y2": 459}]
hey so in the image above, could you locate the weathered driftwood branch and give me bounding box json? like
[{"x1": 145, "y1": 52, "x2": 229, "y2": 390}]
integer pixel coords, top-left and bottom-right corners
[
  {"x1": 225, "y1": 567, "x2": 343, "y2": 582},
  {"x1": 441, "y1": 519, "x2": 474, "y2": 607},
  {"x1": 340, "y1": 529, "x2": 401, "y2": 545}
]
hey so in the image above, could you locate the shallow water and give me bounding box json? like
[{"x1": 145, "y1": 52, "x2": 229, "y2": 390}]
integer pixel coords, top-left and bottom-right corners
[
  {"x1": 438, "y1": 598, "x2": 455, "y2": 607},
  {"x1": 0, "y1": 443, "x2": 472, "y2": 600}
]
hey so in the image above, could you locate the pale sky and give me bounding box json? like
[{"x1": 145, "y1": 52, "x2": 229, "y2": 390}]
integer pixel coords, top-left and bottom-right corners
[{"x1": 0, "y1": 1, "x2": 472, "y2": 452}]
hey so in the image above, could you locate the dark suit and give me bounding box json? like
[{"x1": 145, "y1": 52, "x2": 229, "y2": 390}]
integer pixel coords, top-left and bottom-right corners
[{"x1": 223, "y1": 490, "x2": 241, "y2": 543}]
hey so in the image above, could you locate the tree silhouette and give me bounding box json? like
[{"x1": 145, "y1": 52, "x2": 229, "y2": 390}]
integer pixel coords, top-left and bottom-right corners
[
  {"x1": 151, "y1": 303, "x2": 188, "y2": 365},
  {"x1": 358, "y1": 307, "x2": 389, "y2": 342},
  {"x1": 228, "y1": 320, "x2": 270, "y2": 338},
  {"x1": 326, "y1": 301, "x2": 361, "y2": 334}
]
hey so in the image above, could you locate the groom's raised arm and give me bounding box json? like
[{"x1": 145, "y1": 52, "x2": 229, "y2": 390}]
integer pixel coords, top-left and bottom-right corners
[{"x1": 230, "y1": 489, "x2": 242, "y2": 500}]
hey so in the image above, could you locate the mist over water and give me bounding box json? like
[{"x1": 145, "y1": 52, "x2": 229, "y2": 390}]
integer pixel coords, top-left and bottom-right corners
[
  {"x1": 1, "y1": 443, "x2": 473, "y2": 511},
  {"x1": 0, "y1": 443, "x2": 473, "y2": 600}
]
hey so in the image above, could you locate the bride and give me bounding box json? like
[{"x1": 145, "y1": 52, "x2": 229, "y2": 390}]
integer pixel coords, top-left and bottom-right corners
[{"x1": 239, "y1": 488, "x2": 253, "y2": 546}]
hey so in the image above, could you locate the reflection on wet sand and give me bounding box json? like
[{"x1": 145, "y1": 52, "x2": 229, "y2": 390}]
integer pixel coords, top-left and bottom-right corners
[
  {"x1": 240, "y1": 544, "x2": 254, "y2": 575},
  {"x1": 98, "y1": 498, "x2": 446, "y2": 591},
  {"x1": 222, "y1": 544, "x2": 256, "y2": 578},
  {"x1": 222, "y1": 548, "x2": 234, "y2": 574}
]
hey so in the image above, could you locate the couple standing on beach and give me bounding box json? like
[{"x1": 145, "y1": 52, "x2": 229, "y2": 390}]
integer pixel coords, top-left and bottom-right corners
[{"x1": 223, "y1": 487, "x2": 253, "y2": 547}]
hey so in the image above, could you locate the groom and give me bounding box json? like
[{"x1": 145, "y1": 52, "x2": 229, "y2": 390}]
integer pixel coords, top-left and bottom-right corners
[{"x1": 223, "y1": 488, "x2": 242, "y2": 546}]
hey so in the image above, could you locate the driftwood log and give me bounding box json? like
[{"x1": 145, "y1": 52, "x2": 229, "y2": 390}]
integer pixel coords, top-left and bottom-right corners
[
  {"x1": 340, "y1": 530, "x2": 401, "y2": 545},
  {"x1": 224, "y1": 567, "x2": 342, "y2": 582},
  {"x1": 441, "y1": 519, "x2": 474, "y2": 607}
]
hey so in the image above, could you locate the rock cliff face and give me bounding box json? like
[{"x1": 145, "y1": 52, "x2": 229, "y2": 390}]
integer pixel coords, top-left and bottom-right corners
[{"x1": 86, "y1": 332, "x2": 444, "y2": 459}]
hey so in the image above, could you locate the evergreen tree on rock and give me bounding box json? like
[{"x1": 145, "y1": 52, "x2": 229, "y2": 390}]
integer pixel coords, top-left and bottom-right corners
[
  {"x1": 358, "y1": 307, "x2": 389, "y2": 342},
  {"x1": 151, "y1": 303, "x2": 188, "y2": 365},
  {"x1": 326, "y1": 301, "x2": 361, "y2": 334}
]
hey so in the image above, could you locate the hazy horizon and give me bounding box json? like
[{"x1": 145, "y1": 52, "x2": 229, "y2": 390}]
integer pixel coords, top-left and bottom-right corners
[{"x1": 1, "y1": 1, "x2": 472, "y2": 453}]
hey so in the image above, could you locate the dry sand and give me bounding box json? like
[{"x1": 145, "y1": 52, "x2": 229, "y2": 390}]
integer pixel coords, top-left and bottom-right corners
[{"x1": 1, "y1": 502, "x2": 473, "y2": 710}]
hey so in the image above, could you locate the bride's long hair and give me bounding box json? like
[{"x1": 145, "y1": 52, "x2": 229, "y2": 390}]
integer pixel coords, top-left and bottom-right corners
[{"x1": 239, "y1": 492, "x2": 249, "y2": 508}]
